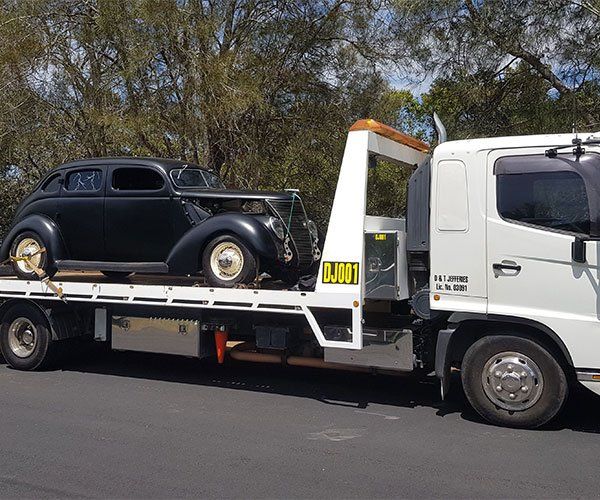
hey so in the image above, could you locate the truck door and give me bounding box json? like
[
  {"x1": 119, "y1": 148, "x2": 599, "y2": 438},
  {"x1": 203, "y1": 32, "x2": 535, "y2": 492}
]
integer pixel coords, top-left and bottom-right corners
[{"x1": 486, "y1": 150, "x2": 600, "y2": 367}]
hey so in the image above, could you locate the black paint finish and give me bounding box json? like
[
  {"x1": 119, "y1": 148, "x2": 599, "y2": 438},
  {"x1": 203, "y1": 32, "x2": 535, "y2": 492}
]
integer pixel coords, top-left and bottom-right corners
[{"x1": 1, "y1": 157, "x2": 316, "y2": 276}]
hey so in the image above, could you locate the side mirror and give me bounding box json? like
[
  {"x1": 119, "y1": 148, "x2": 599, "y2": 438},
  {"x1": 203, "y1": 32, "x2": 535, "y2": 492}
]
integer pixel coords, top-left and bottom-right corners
[{"x1": 572, "y1": 237, "x2": 587, "y2": 263}]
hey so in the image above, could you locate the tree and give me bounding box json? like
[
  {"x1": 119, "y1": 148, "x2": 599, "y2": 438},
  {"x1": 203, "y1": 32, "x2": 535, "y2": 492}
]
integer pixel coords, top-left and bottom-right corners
[
  {"x1": 391, "y1": 0, "x2": 600, "y2": 135},
  {"x1": 0, "y1": 0, "x2": 400, "y2": 234}
]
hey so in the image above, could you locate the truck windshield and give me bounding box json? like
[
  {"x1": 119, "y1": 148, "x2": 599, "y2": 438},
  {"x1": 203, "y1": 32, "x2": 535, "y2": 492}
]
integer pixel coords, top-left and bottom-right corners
[{"x1": 170, "y1": 169, "x2": 224, "y2": 189}]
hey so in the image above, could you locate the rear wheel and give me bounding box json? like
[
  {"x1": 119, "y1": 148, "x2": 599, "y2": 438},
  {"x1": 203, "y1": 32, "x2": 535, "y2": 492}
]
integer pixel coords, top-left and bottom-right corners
[
  {"x1": 0, "y1": 303, "x2": 59, "y2": 370},
  {"x1": 10, "y1": 231, "x2": 55, "y2": 280},
  {"x1": 461, "y1": 335, "x2": 568, "y2": 428},
  {"x1": 202, "y1": 235, "x2": 257, "y2": 287}
]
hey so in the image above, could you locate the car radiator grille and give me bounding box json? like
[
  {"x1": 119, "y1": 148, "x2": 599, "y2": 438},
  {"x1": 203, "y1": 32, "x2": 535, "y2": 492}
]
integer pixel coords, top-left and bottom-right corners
[{"x1": 267, "y1": 199, "x2": 314, "y2": 268}]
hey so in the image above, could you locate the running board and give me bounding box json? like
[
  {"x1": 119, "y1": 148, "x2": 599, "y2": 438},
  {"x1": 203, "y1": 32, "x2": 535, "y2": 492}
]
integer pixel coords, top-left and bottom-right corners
[{"x1": 55, "y1": 260, "x2": 169, "y2": 273}]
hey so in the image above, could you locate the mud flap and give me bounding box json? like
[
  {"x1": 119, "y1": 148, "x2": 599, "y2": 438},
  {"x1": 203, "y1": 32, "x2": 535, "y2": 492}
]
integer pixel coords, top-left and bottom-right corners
[{"x1": 435, "y1": 328, "x2": 456, "y2": 400}]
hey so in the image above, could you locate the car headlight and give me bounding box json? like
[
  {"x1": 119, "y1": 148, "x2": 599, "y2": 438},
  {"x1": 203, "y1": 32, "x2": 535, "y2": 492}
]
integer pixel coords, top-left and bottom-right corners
[
  {"x1": 269, "y1": 217, "x2": 286, "y2": 240},
  {"x1": 307, "y1": 220, "x2": 318, "y2": 240}
]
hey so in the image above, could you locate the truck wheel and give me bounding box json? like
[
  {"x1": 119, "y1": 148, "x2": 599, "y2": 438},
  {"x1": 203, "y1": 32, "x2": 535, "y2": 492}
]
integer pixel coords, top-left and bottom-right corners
[
  {"x1": 10, "y1": 231, "x2": 56, "y2": 280},
  {"x1": 202, "y1": 235, "x2": 257, "y2": 287},
  {"x1": 0, "y1": 303, "x2": 59, "y2": 370},
  {"x1": 461, "y1": 335, "x2": 568, "y2": 429}
]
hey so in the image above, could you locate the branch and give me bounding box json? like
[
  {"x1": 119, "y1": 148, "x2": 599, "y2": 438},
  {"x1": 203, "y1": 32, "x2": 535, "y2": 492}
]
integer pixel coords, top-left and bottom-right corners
[{"x1": 464, "y1": 0, "x2": 572, "y2": 95}]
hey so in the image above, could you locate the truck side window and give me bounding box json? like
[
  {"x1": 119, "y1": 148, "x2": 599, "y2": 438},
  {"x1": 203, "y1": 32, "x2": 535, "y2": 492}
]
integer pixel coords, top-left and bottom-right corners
[
  {"x1": 112, "y1": 167, "x2": 164, "y2": 191},
  {"x1": 497, "y1": 170, "x2": 590, "y2": 235}
]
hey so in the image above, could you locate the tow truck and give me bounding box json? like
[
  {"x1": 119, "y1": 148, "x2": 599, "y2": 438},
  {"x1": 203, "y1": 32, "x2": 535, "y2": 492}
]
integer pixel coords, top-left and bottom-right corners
[{"x1": 1, "y1": 117, "x2": 600, "y2": 429}]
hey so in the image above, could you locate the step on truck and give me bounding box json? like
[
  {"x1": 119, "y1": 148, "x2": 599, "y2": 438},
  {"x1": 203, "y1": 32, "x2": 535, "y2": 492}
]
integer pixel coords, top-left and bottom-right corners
[{"x1": 1, "y1": 117, "x2": 600, "y2": 429}]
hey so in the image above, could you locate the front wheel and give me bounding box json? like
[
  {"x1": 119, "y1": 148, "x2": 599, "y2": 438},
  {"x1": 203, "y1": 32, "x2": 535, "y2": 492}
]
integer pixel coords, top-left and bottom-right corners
[
  {"x1": 461, "y1": 335, "x2": 568, "y2": 428},
  {"x1": 202, "y1": 235, "x2": 257, "y2": 287},
  {"x1": 0, "y1": 302, "x2": 59, "y2": 370}
]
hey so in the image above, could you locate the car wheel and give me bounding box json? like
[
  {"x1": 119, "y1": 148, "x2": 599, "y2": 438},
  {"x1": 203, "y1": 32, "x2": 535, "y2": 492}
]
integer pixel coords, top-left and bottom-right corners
[
  {"x1": 202, "y1": 235, "x2": 257, "y2": 287},
  {"x1": 0, "y1": 303, "x2": 60, "y2": 370},
  {"x1": 9, "y1": 231, "x2": 56, "y2": 280},
  {"x1": 461, "y1": 335, "x2": 568, "y2": 429},
  {"x1": 101, "y1": 271, "x2": 133, "y2": 280}
]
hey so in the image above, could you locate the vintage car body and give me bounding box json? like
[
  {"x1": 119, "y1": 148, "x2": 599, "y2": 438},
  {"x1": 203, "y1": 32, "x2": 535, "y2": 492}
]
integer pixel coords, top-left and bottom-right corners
[{"x1": 0, "y1": 158, "x2": 321, "y2": 286}]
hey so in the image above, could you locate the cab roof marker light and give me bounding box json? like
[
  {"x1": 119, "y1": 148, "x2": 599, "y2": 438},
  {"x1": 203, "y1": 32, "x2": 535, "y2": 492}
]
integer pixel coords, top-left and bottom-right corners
[{"x1": 349, "y1": 119, "x2": 430, "y2": 153}]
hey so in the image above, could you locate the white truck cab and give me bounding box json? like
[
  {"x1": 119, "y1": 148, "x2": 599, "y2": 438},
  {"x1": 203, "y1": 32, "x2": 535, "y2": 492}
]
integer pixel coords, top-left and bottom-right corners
[{"x1": 1, "y1": 119, "x2": 599, "y2": 429}]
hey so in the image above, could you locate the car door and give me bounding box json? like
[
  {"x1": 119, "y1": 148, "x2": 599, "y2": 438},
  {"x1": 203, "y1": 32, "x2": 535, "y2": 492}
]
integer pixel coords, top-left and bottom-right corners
[
  {"x1": 58, "y1": 167, "x2": 105, "y2": 260},
  {"x1": 486, "y1": 149, "x2": 600, "y2": 368},
  {"x1": 105, "y1": 165, "x2": 174, "y2": 262}
]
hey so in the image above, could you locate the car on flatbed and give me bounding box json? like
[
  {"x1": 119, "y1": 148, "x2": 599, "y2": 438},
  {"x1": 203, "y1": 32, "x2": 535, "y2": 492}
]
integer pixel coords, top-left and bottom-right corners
[{"x1": 0, "y1": 157, "x2": 321, "y2": 286}]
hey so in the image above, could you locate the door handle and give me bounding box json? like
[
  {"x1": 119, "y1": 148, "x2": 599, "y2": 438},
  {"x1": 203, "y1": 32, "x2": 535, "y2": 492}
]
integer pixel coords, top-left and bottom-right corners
[{"x1": 492, "y1": 263, "x2": 521, "y2": 272}]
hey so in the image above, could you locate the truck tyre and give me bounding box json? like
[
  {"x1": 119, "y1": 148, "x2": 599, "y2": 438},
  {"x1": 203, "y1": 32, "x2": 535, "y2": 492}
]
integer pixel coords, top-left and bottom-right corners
[
  {"x1": 10, "y1": 231, "x2": 56, "y2": 280},
  {"x1": 202, "y1": 234, "x2": 257, "y2": 287},
  {"x1": 0, "y1": 303, "x2": 59, "y2": 370},
  {"x1": 461, "y1": 335, "x2": 568, "y2": 429}
]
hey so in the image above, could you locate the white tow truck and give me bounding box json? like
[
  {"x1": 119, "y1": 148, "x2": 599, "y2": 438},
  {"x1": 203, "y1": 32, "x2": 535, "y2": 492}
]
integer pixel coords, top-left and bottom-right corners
[{"x1": 1, "y1": 117, "x2": 600, "y2": 428}]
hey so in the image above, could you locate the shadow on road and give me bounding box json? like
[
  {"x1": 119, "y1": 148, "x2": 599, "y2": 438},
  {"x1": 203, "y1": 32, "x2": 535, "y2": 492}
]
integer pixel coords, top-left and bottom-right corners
[{"x1": 0, "y1": 343, "x2": 584, "y2": 434}]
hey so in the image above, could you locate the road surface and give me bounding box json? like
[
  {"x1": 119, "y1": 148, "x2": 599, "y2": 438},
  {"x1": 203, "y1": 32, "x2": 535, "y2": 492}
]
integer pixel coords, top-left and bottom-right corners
[{"x1": 0, "y1": 347, "x2": 599, "y2": 498}]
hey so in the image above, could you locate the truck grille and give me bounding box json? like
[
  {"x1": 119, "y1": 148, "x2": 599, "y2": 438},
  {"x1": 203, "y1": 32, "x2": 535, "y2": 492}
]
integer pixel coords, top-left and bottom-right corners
[{"x1": 267, "y1": 198, "x2": 314, "y2": 268}]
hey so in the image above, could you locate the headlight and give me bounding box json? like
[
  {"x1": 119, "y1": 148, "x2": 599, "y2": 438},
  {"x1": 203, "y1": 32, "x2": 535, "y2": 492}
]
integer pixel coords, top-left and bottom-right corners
[
  {"x1": 307, "y1": 220, "x2": 318, "y2": 240},
  {"x1": 269, "y1": 217, "x2": 286, "y2": 240}
]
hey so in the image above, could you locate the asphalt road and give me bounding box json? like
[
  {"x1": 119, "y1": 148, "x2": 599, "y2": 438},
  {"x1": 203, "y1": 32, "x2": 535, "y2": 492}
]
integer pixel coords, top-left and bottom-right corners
[{"x1": 1, "y1": 347, "x2": 600, "y2": 499}]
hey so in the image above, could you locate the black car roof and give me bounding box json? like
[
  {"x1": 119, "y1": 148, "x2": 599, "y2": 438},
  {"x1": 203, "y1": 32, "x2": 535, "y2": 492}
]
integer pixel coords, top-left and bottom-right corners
[{"x1": 55, "y1": 157, "x2": 213, "y2": 175}]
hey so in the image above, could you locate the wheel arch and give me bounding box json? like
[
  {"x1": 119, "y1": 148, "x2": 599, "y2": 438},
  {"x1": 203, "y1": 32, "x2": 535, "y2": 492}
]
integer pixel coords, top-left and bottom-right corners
[
  {"x1": 448, "y1": 314, "x2": 574, "y2": 372},
  {"x1": 0, "y1": 299, "x2": 90, "y2": 342},
  {"x1": 435, "y1": 313, "x2": 575, "y2": 398},
  {"x1": 0, "y1": 299, "x2": 55, "y2": 339},
  {"x1": 166, "y1": 214, "x2": 278, "y2": 274},
  {"x1": 0, "y1": 214, "x2": 66, "y2": 265}
]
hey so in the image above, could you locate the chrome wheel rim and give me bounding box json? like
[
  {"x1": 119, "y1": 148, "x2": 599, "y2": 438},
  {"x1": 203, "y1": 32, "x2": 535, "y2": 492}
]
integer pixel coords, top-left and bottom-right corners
[
  {"x1": 7, "y1": 317, "x2": 37, "y2": 358},
  {"x1": 482, "y1": 351, "x2": 544, "y2": 411},
  {"x1": 14, "y1": 238, "x2": 42, "y2": 274},
  {"x1": 210, "y1": 242, "x2": 244, "y2": 281}
]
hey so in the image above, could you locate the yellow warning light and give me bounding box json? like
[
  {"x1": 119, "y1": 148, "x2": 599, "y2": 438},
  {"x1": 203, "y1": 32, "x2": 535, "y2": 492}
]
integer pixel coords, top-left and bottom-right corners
[
  {"x1": 592, "y1": 375, "x2": 600, "y2": 380},
  {"x1": 433, "y1": 294, "x2": 441, "y2": 301},
  {"x1": 349, "y1": 119, "x2": 430, "y2": 153}
]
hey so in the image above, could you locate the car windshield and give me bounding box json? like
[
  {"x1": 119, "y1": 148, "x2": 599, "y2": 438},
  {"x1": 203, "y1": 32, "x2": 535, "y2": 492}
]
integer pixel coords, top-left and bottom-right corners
[{"x1": 170, "y1": 168, "x2": 224, "y2": 189}]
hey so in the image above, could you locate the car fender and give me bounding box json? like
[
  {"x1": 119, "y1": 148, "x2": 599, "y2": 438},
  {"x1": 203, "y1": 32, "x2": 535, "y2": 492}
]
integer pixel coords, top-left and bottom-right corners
[
  {"x1": 166, "y1": 213, "x2": 279, "y2": 274},
  {"x1": 0, "y1": 214, "x2": 66, "y2": 264}
]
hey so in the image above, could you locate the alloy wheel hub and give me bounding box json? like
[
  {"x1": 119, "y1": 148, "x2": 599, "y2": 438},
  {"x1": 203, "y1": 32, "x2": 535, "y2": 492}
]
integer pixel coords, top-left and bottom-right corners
[
  {"x1": 7, "y1": 318, "x2": 38, "y2": 358},
  {"x1": 210, "y1": 242, "x2": 244, "y2": 280},
  {"x1": 14, "y1": 238, "x2": 42, "y2": 273},
  {"x1": 482, "y1": 352, "x2": 543, "y2": 411}
]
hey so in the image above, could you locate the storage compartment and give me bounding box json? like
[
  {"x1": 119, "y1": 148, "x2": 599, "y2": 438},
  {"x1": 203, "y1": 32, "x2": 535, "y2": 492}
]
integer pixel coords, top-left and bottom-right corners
[
  {"x1": 364, "y1": 216, "x2": 409, "y2": 300},
  {"x1": 111, "y1": 316, "x2": 201, "y2": 357}
]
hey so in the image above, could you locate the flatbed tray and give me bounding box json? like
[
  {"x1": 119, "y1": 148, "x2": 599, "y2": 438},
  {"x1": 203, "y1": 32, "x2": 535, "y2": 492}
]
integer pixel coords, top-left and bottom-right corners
[{"x1": 0, "y1": 266, "x2": 293, "y2": 290}]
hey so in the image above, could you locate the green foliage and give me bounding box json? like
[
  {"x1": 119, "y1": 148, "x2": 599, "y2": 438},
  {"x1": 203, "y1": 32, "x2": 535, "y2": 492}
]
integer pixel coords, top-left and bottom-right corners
[{"x1": 0, "y1": 0, "x2": 599, "y2": 239}]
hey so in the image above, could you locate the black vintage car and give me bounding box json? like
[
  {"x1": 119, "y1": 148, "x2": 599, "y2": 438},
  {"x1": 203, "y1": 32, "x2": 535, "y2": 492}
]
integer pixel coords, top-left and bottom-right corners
[{"x1": 0, "y1": 158, "x2": 321, "y2": 287}]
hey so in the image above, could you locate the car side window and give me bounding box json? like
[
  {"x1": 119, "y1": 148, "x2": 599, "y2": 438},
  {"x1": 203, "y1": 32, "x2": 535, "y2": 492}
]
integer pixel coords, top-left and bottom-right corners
[
  {"x1": 112, "y1": 167, "x2": 165, "y2": 191},
  {"x1": 65, "y1": 169, "x2": 103, "y2": 192},
  {"x1": 41, "y1": 174, "x2": 61, "y2": 193},
  {"x1": 497, "y1": 170, "x2": 591, "y2": 235}
]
